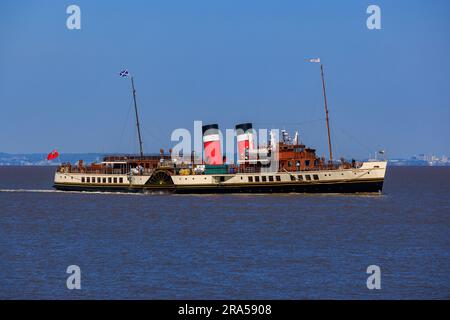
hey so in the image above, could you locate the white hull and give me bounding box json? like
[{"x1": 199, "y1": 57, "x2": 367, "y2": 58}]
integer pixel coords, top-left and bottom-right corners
[{"x1": 54, "y1": 161, "x2": 387, "y2": 194}]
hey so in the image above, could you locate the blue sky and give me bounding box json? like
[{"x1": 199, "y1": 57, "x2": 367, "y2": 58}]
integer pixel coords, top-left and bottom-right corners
[{"x1": 0, "y1": 0, "x2": 449, "y2": 159}]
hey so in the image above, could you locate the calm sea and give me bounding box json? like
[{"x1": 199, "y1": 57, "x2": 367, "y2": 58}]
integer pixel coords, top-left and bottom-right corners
[{"x1": 0, "y1": 166, "x2": 448, "y2": 299}]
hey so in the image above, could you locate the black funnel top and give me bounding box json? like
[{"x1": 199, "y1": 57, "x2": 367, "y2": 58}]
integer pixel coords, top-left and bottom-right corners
[
  {"x1": 235, "y1": 122, "x2": 252, "y2": 132},
  {"x1": 202, "y1": 123, "x2": 219, "y2": 134}
]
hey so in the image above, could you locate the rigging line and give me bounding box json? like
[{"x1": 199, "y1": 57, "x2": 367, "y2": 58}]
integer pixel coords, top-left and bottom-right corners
[
  {"x1": 118, "y1": 99, "x2": 134, "y2": 147},
  {"x1": 133, "y1": 99, "x2": 168, "y2": 151},
  {"x1": 120, "y1": 102, "x2": 133, "y2": 139},
  {"x1": 139, "y1": 115, "x2": 166, "y2": 142},
  {"x1": 97, "y1": 98, "x2": 134, "y2": 157},
  {"x1": 130, "y1": 92, "x2": 142, "y2": 155},
  {"x1": 335, "y1": 126, "x2": 377, "y2": 156},
  {"x1": 253, "y1": 118, "x2": 326, "y2": 126},
  {"x1": 330, "y1": 132, "x2": 351, "y2": 160},
  {"x1": 131, "y1": 93, "x2": 147, "y2": 154}
]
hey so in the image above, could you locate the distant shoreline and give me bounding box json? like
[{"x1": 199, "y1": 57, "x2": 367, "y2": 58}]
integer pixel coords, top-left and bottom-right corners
[{"x1": 1, "y1": 153, "x2": 449, "y2": 167}]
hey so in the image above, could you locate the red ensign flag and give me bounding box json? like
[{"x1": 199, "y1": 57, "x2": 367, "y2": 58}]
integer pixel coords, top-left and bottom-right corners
[{"x1": 47, "y1": 150, "x2": 59, "y2": 161}]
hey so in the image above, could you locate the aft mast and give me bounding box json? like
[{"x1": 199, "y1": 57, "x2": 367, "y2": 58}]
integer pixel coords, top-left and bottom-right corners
[
  {"x1": 309, "y1": 58, "x2": 333, "y2": 163},
  {"x1": 320, "y1": 63, "x2": 333, "y2": 163}
]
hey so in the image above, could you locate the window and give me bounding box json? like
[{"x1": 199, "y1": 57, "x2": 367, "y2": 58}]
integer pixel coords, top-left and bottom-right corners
[
  {"x1": 119, "y1": 177, "x2": 123, "y2": 183},
  {"x1": 305, "y1": 160, "x2": 310, "y2": 167},
  {"x1": 81, "y1": 177, "x2": 85, "y2": 183},
  {"x1": 298, "y1": 175, "x2": 303, "y2": 181},
  {"x1": 290, "y1": 175, "x2": 296, "y2": 181},
  {"x1": 262, "y1": 176, "x2": 267, "y2": 182},
  {"x1": 108, "y1": 177, "x2": 112, "y2": 183},
  {"x1": 113, "y1": 177, "x2": 117, "y2": 183},
  {"x1": 305, "y1": 175, "x2": 311, "y2": 181},
  {"x1": 86, "y1": 177, "x2": 90, "y2": 183},
  {"x1": 276, "y1": 176, "x2": 281, "y2": 182},
  {"x1": 219, "y1": 176, "x2": 225, "y2": 182},
  {"x1": 103, "y1": 178, "x2": 106, "y2": 183},
  {"x1": 269, "y1": 176, "x2": 274, "y2": 182},
  {"x1": 248, "y1": 176, "x2": 253, "y2": 182},
  {"x1": 313, "y1": 174, "x2": 319, "y2": 180},
  {"x1": 255, "y1": 176, "x2": 260, "y2": 182},
  {"x1": 98, "y1": 177, "x2": 101, "y2": 183},
  {"x1": 92, "y1": 177, "x2": 95, "y2": 183}
]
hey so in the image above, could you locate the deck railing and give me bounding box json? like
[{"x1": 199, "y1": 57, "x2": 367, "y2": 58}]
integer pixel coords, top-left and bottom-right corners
[
  {"x1": 57, "y1": 164, "x2": 155, "y2": 176},
  {"x1": 57, "y1": 160, "x2": 360, "y2": 176}
]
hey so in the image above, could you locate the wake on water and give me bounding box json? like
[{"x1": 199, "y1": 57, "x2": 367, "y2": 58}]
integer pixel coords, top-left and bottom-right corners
[
  {"x1": 0, "y1": 189, "x2": 58, "y2": 193},
  {"x1": 0, "y1": 189, "x2": 161, "y2": 196},
  {"x1": 0, "y1": 188, "x2": 384, "y2": 198}
]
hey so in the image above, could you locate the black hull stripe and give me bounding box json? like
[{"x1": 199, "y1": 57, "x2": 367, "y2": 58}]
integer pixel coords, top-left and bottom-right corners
[
  {"x1": 54, "y1": 178, "x2": 383, "y2": 188},
  {"x1": 175, "y1": 178, "x2": 384, "y2": 188},
  {"x1": 54, "y1": 180, "x2": 384, "y2": 194}
]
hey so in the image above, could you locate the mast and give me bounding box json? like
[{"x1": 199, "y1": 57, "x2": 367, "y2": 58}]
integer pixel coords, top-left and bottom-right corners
[
  {"x1": 320, "y1": 64, "x2": 333, "y2": 163},
  {"x1": 130, "y1": 76, "x2": 144, "y2": 158}
]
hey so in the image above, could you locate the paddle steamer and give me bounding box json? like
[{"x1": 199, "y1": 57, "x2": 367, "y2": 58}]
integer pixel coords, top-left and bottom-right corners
[{"x1": 54, "y1": 64, "x2": 387, "y2": 194}]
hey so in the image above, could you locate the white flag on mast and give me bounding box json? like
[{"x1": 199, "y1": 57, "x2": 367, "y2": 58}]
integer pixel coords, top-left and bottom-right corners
[{"x1": 308, "y1": 58, "x2": 321, "y2": 63}]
